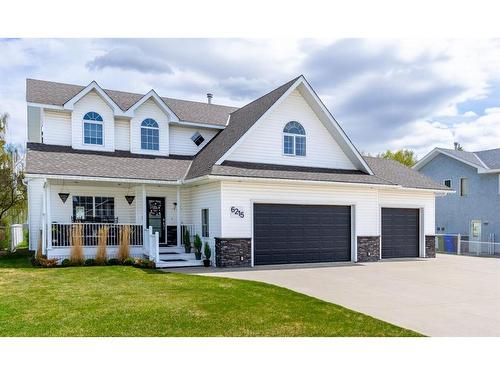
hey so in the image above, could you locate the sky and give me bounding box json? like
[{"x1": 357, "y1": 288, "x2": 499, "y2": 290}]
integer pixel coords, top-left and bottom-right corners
[{"x1": 1, "y1": 38, "x2": 500, "y2": 158}]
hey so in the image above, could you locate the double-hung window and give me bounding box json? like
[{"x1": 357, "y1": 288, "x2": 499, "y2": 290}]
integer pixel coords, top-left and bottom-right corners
[
  {"x1": 283, "y1": 121, "x2": 306, "y2": 156},
  {"x1": 72, "y1": 196, "x2": 115, "y2": 222},
  {"x1": 83, "y1": 112, "x2": 103, "y2": 145},
  {"x1": 141, "y1": 118, "x2": 159, "y2": 150},
  {"x1": 201, "y1": 209, "x2": 209, "y2": 237}
]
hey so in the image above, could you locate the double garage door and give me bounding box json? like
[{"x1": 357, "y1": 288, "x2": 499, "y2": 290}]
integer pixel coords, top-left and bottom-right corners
[
  {"x1": 253, "y1": 204, "x2": 352, "y2": 265},
  {"x1": 253, "y1": 204, "x2": 420, "y2": 265}
]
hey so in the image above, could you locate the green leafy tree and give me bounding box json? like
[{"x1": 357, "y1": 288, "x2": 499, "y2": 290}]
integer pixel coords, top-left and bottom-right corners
[
  {"x1": 378, "y1": 149, "x2": 418, "y2": 167},
  {"x1": 0, "y1": 113, "x2": 26, "y2": 224}
]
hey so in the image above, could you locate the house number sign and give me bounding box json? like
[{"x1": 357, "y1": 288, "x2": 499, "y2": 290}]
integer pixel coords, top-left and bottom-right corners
[{"x1": 230, "y1": 206, "x2": 245, "y2": 219}]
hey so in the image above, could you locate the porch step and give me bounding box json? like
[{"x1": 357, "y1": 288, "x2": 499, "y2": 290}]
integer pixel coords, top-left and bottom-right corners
[
  {"x1": 156, "y1": 259, "x2": 203, "y2": 268},
  {"x1": 159, "y1": 252, "x2": 199, "y2": 261}
]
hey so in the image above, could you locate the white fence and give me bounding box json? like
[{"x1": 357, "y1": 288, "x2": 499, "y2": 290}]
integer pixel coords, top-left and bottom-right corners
[
  {"x1": 435, "y1": 234, "x2": 500, "y2": 257},
  {"x1": 0, "y1": 224, "x2": 24, "y2": 251}
]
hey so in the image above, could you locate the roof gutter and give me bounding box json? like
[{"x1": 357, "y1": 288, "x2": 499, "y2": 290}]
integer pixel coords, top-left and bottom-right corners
[{"x1": 25, "y1": 173, "x2": 182, "y2": 186}]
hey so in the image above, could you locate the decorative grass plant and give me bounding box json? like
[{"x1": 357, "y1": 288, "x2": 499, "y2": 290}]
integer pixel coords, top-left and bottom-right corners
[
  {"x1": 95, "y1": 226, "x2": 109, "y2": 265},
  {"x1": 118, "y1": 225, "x2": 130, "y2": 262},
  {"x1": 70, "y1": 224, "x2": 84, "y2": 265}
]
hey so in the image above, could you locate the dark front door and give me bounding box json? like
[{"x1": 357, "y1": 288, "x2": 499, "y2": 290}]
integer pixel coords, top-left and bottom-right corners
[
  {"x1": 381, "y1": 208, "x2": 419, "y2": 258},
  {"x1": 146, "y1": 197, "x2": 165, "y2": 243},
  {"x1": 253, "y1": 204, "x2": 352, "y2": 265}
]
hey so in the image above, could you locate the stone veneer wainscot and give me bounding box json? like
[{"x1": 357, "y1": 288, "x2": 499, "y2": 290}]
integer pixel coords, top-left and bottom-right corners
[{"x1": 215, "y1": 238, "x2": 252, "y2": 267}]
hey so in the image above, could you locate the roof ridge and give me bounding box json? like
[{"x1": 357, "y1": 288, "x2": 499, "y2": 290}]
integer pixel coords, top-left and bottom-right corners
[
  {"x1": 27, "y1": 77, "x2": 238, "y2": 110},
  {"x1": 228, "y1": 75, "x2": 302, "y2": 117}
]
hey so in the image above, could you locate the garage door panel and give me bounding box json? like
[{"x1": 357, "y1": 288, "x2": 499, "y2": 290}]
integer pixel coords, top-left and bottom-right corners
[
  {"x1": 254, "y1": 204, "x2": 351, "y2": 265},
  {"x1": 382, "y1": 208, "x2": 419, "y2": 258}
]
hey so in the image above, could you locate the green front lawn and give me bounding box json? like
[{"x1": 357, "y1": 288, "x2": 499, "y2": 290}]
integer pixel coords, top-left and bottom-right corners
[{"x1": 0, "y1": 254, "x2": 421, "y2": 336}]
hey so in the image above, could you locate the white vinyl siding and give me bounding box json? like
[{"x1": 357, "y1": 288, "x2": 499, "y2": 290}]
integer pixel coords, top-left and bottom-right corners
[
  {"x1": 130, "y1": 98, "x2": 169, "y2": 156},
  {"x1": 114, "y1": 119, "x2": 130, "y2": 151},
  {"x1": 187, "y1": 182, "x2": 221, "y2": 250},
  {"x1": 220, "y1": 181, "x2": 379, "y2": 238},
  {"x1": 226, "y1": 89, "x2": 357, "y2": 170},
  {"x1": 71, "y1": 91, "x2": 115, "y2": 152},
  {"x1": 378, "y1": 189, "x2": 436, "y2": 235},
  {"x1": 49, "y1": 183, "x2": 137, "y2": 224},
  {"x1": 42, "y1": 110, "x2": 72, "y2": 146},
  {"x1": 169, "y1": 125, "x2": 219, "y2": 155}
]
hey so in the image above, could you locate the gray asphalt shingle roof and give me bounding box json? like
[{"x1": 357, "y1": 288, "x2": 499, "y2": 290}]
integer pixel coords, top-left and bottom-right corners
[
  {"x1": 209, "y1": 158, "x2": 450, "y2": 190},
  {"x1": 434, "y1": 147, "x2": 500, "y2": 170},
  {"x1": 26, "y1": 78, "x2": 238, "y2": 126},
  {"x1": 25, "y1": 76, "x2": 449, "y2": 191},
  {"x1": 436, "y1": 148, "x2": 485, "y2": 168},
  {"x1": 363, "y1": 157, "x2": 450, "y2": 190},
  {"x1": 474, "y1": 148, "x2": 500, "y2": 169},
  {"x1": 25, "y1": 143, "x2": 192, "y2": 182}
]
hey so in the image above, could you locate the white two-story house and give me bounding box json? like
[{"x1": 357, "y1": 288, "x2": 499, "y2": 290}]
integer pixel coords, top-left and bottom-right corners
[{"x1": 25, "y1": 76, "x2": 449, "y2": 267}]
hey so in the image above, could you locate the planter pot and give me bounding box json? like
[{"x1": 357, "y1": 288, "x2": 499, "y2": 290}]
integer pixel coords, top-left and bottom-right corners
[
  {"x1": 203, "y1": 259, "x2": 211, "y2": 267},
  {"x1": 195, "y1": 252, "x2": 202, "y2": 260},
  {"x1": 184, "y1": 246, "x2": 191, "y2": 253}
]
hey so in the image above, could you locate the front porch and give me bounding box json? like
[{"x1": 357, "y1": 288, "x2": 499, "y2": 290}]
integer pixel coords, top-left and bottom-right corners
[{"x1": 38, "y1": 178, "x2": 204, "y2": 267}]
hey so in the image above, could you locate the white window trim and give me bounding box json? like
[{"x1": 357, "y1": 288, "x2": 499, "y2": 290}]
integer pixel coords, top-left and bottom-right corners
[
  {"x1": 140, "y1": 118, "x2": 160, "y2": 151},
  {"x1": 459, "y1": 176, "x2": 469, "y2": 197},
  {"x1": 82, "y1": 117, "x2": 105, "y2": 147},
  {"x1": 282, "y1": 132, "x2": 306, "y2": 157},
  {"x1": 201, "y1": 208, "x2": 209, "y2": 238}
]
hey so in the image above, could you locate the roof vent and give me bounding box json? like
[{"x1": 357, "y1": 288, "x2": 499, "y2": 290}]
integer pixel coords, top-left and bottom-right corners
[
  {"x1": 191, "y1": 131, "x2": 205, "y2": 146},
  {"x1": 207, "y1": 93, "x2": 213, "y2": 104}
]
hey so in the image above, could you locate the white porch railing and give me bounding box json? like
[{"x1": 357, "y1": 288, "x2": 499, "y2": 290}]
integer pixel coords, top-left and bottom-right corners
[
  {"x1": 51, "y1": 223, "x2": 143, "y2": 248},
  {"x1": 143, "y1": 226, "x2": 159, "y2": 262}
]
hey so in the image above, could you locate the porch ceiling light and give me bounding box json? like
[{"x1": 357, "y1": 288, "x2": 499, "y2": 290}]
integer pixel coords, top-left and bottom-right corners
[
  {"x1": 125, "y1": 195, "x2": 135, "y2": 205},
  {"x1": 58, "y1": 193, "x2": 70, "y2": 203}
]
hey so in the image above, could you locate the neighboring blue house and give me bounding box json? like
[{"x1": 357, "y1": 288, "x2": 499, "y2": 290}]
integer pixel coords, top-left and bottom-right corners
[{"x1": 414, "y1": 147, "x2": 500, "y2": 242}]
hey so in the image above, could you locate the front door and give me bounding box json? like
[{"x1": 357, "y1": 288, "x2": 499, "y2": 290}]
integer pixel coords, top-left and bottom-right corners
[{"x1": 146, "y1": 197, "x2": 165, "y2": 243}]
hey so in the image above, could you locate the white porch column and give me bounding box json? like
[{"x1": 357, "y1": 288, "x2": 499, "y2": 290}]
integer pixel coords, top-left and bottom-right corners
[
  {"x1": 41, "y1": 179, "x2": 47, "y2": 255},
  {"x1": 141, "y1": 184, "x2": 146, "y2": 229},
  {"x1": 46, "y1": 180, "x2": 52, "y2": 251},
  {"x1": 176, "y1": 186, "x2": 181, "y2": 247}
]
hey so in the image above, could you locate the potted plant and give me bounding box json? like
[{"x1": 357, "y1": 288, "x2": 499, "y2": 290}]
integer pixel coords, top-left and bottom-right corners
[
  {"x1": 203, "y1": 242, "x2": 211, "y2": 267},
  {"x1": 193, "y1": 234, "x2": 202, "y2": 260},
  {"x1": 183, "y1": 228, "x2": 191, "y2": 253}
]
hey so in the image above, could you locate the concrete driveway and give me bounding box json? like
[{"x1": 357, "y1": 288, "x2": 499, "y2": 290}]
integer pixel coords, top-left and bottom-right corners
[{"x1": 192, "y1": 254, "x2": 500, "y2": 336}]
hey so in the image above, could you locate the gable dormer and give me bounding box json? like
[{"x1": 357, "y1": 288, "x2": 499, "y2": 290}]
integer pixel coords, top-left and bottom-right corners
[
  {"x1": 225, "y1": 86, "x2": 359, "y2": 170},
  {"x1": 129, "y1": 97, "x2": 171, "y2": 156},
  {"x1": 70, "y1": 88, "x2": 116, "y2": 152}
]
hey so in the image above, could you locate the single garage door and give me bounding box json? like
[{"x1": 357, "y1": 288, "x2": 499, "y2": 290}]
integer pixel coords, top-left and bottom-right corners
[
  {"x1": 253, "y1": 204, "x2": 351, "y2": 265},
  {"x1": 381, "y1": 208, "x2": 420, "y2": 258}
]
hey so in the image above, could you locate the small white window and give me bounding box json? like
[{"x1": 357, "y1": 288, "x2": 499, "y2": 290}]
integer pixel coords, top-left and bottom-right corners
[
  {"x1": 191, "y1": 132, "x2": 205, "y2": 146},
  {"x1": 201, "y1": 209, "x2": 209, "y2": 237},
  {"x1": 460, "y1": 177, "x2": 469, "y2": 196},
  {"x1": 283, "y1": 121, "x2": 306, "y2": 156},
  {"x1": 444, "y1": 179, "x2": 451, "y2": 188}
]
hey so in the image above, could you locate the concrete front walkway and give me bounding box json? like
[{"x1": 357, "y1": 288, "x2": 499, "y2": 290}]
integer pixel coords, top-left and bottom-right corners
[{"x1": 189, "y1": 254, "x2": 500, "y2": 336}]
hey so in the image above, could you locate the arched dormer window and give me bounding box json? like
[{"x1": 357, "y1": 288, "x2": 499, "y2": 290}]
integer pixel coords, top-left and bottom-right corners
[
  {"x1": 141, "y1": 118, "x2": 159, "y2": 150},
  {"x1": 283, "y1": 121, "x2": 306, "y2": 156},
  {"x1": 83, "y1": 112, "x2": 103, "y2": 145}
]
